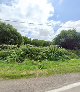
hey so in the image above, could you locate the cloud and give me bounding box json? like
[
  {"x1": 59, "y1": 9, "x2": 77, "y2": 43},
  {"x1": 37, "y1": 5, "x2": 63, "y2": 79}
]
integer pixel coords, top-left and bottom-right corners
[
  {"x1": 55, "y1": 20, "x2": 80, "y2": 36},
  {"x1": 1, "y1": 0, "x2": 79, "y2": 41},
  {"x1": 0, "y1": 0, "x2": 55, "y2": 41}
]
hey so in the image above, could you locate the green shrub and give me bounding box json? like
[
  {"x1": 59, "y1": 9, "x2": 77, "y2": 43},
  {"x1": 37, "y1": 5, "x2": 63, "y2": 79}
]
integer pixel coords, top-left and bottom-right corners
[
  {"x1": 5, "y1": 49, "x2": 25, "y2": 63},
  {"x1": 0, "y1": 45, "x2": 79, "y2": 63},
  {"x1": 0, "y1": 45, "x2": 17, "y2": 50},
  {"x1": 5, "y1": 50, "x2": 18, "y2": 63},
  {"x1": 20, "y1": 45, "x2": 78, "y2": 61},
  {"x1": 0, "y1": 50, "x2": 10, "y2": 60}
]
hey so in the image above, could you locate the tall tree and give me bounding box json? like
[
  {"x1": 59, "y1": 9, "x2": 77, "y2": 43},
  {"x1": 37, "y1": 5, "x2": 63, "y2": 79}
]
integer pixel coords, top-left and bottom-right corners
[
  {"x1": 53, "y1": 29, "x2": 80, "y2": 50},
  {"x1": 23, "y1": 36, "x2": 31, "y2": 45},
  {"x1": 0, "y1": 21, "x2": 23, "y2": 45}
]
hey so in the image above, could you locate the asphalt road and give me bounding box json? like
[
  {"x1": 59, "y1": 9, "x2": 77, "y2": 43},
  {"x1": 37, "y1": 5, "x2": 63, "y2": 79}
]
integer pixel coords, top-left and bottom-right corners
[
  {"x1": 47, "y1": 82, "x2": 80, "y2": 92},
  {"x1": 0, "y1": 73, "x2": 80, "y2": 92},
  {"x1": 62, "y1": 85, "x2": 80, "y2": 92}
]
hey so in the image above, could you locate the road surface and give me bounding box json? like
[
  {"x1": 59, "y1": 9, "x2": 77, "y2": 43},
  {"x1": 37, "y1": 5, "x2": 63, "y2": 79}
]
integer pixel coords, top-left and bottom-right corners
[
  {"x1": 0, "y1": 73, "x2": 80, "y2": 92},
  {"x1": 47, "y1": 82, "x2": 80, "y2": 92},
  {"x1": 62, "y1": 86, "x2": 80, "y2": 92}
]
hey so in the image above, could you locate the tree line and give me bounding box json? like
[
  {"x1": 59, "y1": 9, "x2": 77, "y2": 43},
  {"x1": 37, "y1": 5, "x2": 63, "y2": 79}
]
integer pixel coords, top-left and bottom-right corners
[
  {"x1": 0, "y1": 21, "x2": 80, "y2": 50},
  {"x1": 0, "y1": 21, "x2": 52, "y2": 47}
]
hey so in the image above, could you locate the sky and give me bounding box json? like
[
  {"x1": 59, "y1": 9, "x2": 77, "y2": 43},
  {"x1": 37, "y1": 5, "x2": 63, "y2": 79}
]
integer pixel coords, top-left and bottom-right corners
[{"x1": 0, "y1": 0, "x2": 80, "y2": 41}]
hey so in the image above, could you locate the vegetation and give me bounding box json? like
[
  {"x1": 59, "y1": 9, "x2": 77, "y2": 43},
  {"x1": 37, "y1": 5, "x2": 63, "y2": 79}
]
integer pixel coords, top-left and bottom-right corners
[
  {"x1": 53, "y1": 29, "x2": 80, "y2": 50},
  {"x1": 0, "y1": 45, "x2": 78, "y2": 63},
  {"x1": 23, "y1": 36, "x2": 52, "y2": 47},
  {"x1": 23, "y1": 36, "x2": 31, "y2": 45},
  {"x1": 0, "y1": 59, "x2": 80, "y2": 79},
  {"x1": 0, "y1": 22, "x2": 23, "y2": 45},
  {"x1": 0, "y1": 44, "x2": 80, "y2": 79},
  {"x1": 0, "y1": 21, "x2": 80, "y2": 79}
]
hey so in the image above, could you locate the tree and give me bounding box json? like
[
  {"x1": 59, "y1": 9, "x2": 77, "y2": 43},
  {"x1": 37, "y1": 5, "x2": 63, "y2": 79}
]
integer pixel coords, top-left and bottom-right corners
[
  {"x1": 23, "y1": 36, "x2": 31, "y2": 45},
  {"x1": 53, "y1": 29, "x2": 80, "y2": 50},
  {"x1": 31, "y1": 39, "x2": 51, "y2": 47},
  {"x1": 0, "y1": 21, "x2": 23, "y2": 45}
]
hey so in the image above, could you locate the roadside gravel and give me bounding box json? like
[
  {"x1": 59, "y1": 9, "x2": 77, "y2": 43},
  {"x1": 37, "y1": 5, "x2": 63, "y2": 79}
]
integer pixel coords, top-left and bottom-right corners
[{"x1": 0, "y1": 73, "x2": 80, "y2": 92}]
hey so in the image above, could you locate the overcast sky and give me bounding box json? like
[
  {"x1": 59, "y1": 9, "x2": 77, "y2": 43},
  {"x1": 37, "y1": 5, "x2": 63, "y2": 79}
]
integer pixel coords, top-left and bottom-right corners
[{"x1": 0, "y1": 0, "x2": 80, "y2": 41}]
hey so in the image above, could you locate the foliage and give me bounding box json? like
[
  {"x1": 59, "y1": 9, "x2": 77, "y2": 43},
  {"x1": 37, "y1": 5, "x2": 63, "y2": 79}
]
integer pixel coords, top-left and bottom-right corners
[
  {"x1": 23, "y1": 36, "x2": 52, "y2": 47},
  {"x1": 0, "y1": 59, "x2": 80, "y2": 79},
  {"x1": 0, "y1": 50, "x2": 10, "y2": 60},
  {"x1": 53, "y1": 29, "x2": 80, "y2": 50},
  {"x1": 0, "y1": 45, "x2": 79, "y2": 63},
  {"x1": 31, "y1": 39, "x2": 51, "y2": 47},
  {"x1": 0, "y1": 21, "x2": 23, "y2": 45},
  {"x1": 23, "y1": 36, "x2": 31, "y2": 45},
  {"x1": 0, "y1": 45, "x2": 18, "y2": 50},
  {"x1": 20, "y1": 45, "x2": 78, "y2": 61}
]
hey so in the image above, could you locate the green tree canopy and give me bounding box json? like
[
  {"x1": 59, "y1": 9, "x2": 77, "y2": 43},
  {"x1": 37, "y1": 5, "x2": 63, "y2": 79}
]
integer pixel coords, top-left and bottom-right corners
[
  {"x1": 31, "y1": 39, "x2": 51, "y2": 47},
  {"x1": 23, "y1": 36, "x2": 31, "y2": 45},
  {"x1": 0, "y1": 21, "x2": 23, "y2": 45},
  {"x1": 23, "y1": 36, "x2": 52, "y2": 47},
  {"x1": 53, "y1": 29, "x2": 80, "y2": 50}
]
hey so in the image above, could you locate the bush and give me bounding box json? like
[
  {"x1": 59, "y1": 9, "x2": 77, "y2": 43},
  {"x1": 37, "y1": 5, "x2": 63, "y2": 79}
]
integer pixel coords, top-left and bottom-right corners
[
  {"x1": 0, "y1": 45, "x2": 79, "y2": 63},
  {"x1": 0, "y1": 50, "x2": 10, "y2": 60},
  {"x1": 21, "y1": 46, "x2": 45, "y2": 61},
  {"x1": 0, "y1": 45, "x2": 18, "y2": 50},
  {"x1": 5, "y1": 49, "x2": 26, "y2": 63},
  {"x1": 20, "y1": 45, "x2": 78, "y2": 61}
]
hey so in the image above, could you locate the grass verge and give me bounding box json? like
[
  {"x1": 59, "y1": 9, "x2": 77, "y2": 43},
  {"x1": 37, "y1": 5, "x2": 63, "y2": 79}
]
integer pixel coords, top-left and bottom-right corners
[{"x1": 0, "y1": 59, "x2": 80, "y2": 79}]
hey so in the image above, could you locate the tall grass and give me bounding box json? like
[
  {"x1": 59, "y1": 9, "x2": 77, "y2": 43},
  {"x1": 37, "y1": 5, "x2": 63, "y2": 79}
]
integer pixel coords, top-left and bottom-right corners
[
  {"x1": 0, "y1": 45, "x2": 80, "y2": 79},
  {"x1": 0, "y1": 59, "x2": 80, "y2": 79}
]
